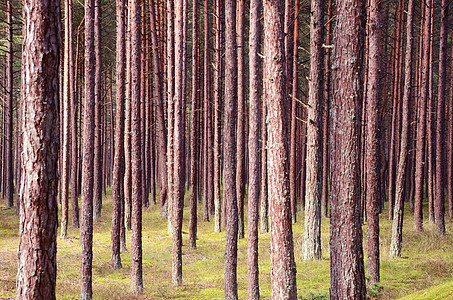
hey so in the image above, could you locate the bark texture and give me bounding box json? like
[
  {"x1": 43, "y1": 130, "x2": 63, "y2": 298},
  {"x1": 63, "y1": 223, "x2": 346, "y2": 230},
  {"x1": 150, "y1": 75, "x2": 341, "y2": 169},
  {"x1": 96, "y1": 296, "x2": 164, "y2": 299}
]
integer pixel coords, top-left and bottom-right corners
[
  {"x1": 80, "y1": 0, "x2": 96, "y2": 296},
  {"x1": 16, "y1": 0, "x2": 60, "y2": 297},
  {"x1": 329, "y1": 0, "x2": 367, "y2": 298},
  {"x1": 247, "y1": 0, "x2": 261, "y2": 297},
  {"x1": 302, "y1": 0, "x2": 324, "y2": 261},
  {"x1": 264, "y1": 0, "x2": 297, "y2": 298},
  {"x1": 224, "y1": 0, "x2": 239, "y2": 298},
  {"x1": 111, "y1": 0, "x2": 126, "y2": 270}
]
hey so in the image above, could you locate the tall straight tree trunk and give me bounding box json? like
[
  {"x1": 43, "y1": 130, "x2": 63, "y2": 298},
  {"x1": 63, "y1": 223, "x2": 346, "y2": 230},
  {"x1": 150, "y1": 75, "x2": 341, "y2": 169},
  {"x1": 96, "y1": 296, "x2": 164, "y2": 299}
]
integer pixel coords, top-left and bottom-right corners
[
  {"x1": 330, "y1": 0, "x2": 367, "y2": 298},
  {"x1": 171, "y1": 0, "x2": 186, "y2": 287},
  {"x1": 93, "y1": 0, "x2": 103, "y2": 221},
  {"x1": 448, "y1": 17, "x2": 453, "y2": 220},
  {"x1": 434, "y1": 0, "x2": 448, "y2": 235},
  {"x1": 321, "y1": 0, "x2": 333, "y2": 218},
  {"x1": 5, "y1": 0, "x2": 14, "y2": 209},
  {"x1": 236, "y1": 0, "x2": 246, "y2": 240},
  {"x1": 81, "y1": 0, "x2": 96, "y2": 295},
  {"x1": 264, "y1": 0, "x2": 297, "y2": 298},
  {"x1": 365, "y1": 0, "x2": 382, "y2": 283},
  {"x1": 390, "y1": 0, "x2": 415, "y2": 258},
  {"x1": 203, "y1": 0, "x2": 213, "y2": 222},
  {"x1": 166, "y1": 0, "x2": 175, "y2": 235},
  {"x1": 213, "y1": 0, "x2": 223, "y2": 233},
  {"x1": 130, "y1": 0, "x2": 143, "y2": 293},
  {"x1": 16, "y1": 0, "x2": 60, "y2": 297},
  {"x1": 247, "y1": 0, "x2": 261, "y2": 297},
  {"x1": 414, "y1": 0, "x2": 432, "y2": 232},
  {"x1": 61, "y1": 0, "x2": 73, "y2": 238},
  {"x1": 71, "y1": 17, "x2": 81, "y2": 229},
  {"x1": 260, "y1": 100, "x2": 269, "y2": 233},
  {"x1": 387, "y1": 0, "x2": 404, "y2": 220},
  {"x1": 124, "y1": 8, "x2": 132, "y2": 230},
  {"x1": 224, "y1": 0, "x2": 239, "y2": 298},
  {"x1": 149, "y1": 0, "x2": 168, "y2": 219},
  {"x1": 303, "y1": 0, "x2": 324, "y2": 261},
  {"x1": 111, "y1": 0, "x2": 126, "y2": 270},
  {"x1": 289, "y1": 0, "x2": 300, "y2": 224},
  {"x1": 189, "y1": 0, "x2": 199, "y2": 248}
]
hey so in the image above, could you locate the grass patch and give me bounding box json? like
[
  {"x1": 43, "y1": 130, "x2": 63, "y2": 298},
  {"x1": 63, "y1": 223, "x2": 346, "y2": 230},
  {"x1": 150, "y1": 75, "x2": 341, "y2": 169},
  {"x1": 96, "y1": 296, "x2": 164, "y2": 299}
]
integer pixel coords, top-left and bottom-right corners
[{"x1": 0, "y1": 193, "x2": 452, "y2": 299}]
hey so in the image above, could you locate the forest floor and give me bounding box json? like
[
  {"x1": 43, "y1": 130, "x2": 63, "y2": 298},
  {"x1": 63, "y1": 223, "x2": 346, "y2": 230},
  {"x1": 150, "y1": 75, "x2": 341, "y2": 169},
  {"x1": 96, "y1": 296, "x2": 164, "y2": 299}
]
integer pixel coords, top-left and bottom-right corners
[{"x1": 0, "y1": 190, "x2": 452, "y2": 299}]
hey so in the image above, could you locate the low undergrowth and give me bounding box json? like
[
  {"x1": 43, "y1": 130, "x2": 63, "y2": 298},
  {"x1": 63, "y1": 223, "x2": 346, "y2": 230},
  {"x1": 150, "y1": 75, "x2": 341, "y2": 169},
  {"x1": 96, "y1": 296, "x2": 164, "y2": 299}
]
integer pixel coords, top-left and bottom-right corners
[{"x1": 0, "y1": 192, "x2": 452, "y2": 299}]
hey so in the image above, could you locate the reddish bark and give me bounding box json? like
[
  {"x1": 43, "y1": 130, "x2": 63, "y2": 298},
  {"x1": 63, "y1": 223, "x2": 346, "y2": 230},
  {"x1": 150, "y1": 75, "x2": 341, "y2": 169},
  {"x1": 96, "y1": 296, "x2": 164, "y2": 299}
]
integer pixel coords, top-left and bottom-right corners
[
  {"x1": 171, "y1": 0, "x2": 185, "y2": 286},
  {"x1": 264, "y1": 0, "x2": 297, "y2": 298},
  {"x1": 365, "y1": 0, "x2": 382, "y2": 282},
  {"x1": 149, "y1": 0, "x2": 168, "y2": 219},
  {"x1": 93, "y1": 0, "x2": 103, "y2": 221},
  {"x1": 111, "y1": 0, "x2": 126, "y2": 270},
  {"x1": 213, "y1": 0, "x2": 223, "y2": 233},
  {"x1": 224, "y1": 0, "x2": 239, "y2": 297},
  {"x1": 130, "y1": 0, "x2": 143, "y2": 292},
  {"x1": 448, "y1": 14, "x2": 453, "y2": 220},
  {"x1": 60, "y1": 0, "x2": 73, "y2": 238},
  {"x1": 80, "y1": 0, "x2": 96, "y2": 295},
  {"x1": 330, "y1": 0, "x2": 367, "y2": 297},
  {"x1": 5, "y1": 0, "x2": 13, "y2": 208},
  {"x1": 303, "y1": 0, "x2": 324, "y2": 261},
  {"x1": 434, "y1": 0, "x2": 448, "y2": 235},
  {"x1": 16, "y1": 0, "x2": 60, "y2": 297},
  {"x1": 260, "y1": 100, "x2": 268, "y2": 233},
  {"x1": 414, "y1": 0, "x2": 432, "y2": 232},
  {"x1": 236, "y1": 0, "x2": 246, "y2": 240},
  {"x1": 189, "y1": 0, "x2": 199, "y2": 248},
  {"x1": 289, "y1": 0, "x2": 299, "y2": 224},
  {"x1": 247, "y1": 0, "x2": 261, "y2": 297},
  {"x1": 321, "y1": 0, "x2": 333, "y2": 218}
]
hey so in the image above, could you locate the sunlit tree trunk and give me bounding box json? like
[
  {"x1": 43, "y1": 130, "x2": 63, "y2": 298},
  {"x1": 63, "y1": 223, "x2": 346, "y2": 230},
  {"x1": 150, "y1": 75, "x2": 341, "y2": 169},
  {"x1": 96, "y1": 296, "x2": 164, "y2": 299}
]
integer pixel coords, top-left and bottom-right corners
[
  {"x1": 224, "y1": 0, "x2": 239, "y2": 297},
  {"x1": 302, "y1": 0, "x2": 324, "y2": 261},
  {"x1": 365, "y1": 0, "x2": 382, "y2": 283},
  {"x1": 93, "y1": 0, "x2": 103, "y2": 221},
  {"x1": 330, "y1": 0, "x2": 367, "y2": 297},
  {"x1": 16, "y1": 0, "x2": 60, "y2": 297},
  {"x1": 111, "y1": 0, "x2": 126, "y2": 270},
  {"x1": 247, "y1": 0, "x2": 261, "y2": 297},
  {"x1": 5, "y1": 0, "x2": 14, "y2": 209},
  {"x1": 264, "y1": 0, "x2": 297, "y2": 298},
  {"x1": 80, "y1": 0, "x2": 96, "y2": 295}
]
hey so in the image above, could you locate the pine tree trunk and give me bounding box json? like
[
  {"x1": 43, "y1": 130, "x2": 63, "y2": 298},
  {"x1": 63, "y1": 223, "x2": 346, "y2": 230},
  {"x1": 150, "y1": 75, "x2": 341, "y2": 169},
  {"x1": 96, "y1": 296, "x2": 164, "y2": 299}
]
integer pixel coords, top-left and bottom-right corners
[
  {"x1": 171, "y1": 0, "x2": 185, "y2": 287},
  {"x1": 236, "y1": 0, "x2": 246, "y2": 240},
  {"x1": 365, "y1": 0, "x2": 382, "y2": 283},
  {"x1": 414, "y1": 0, "x2": 432, "y2": 232},
  {"x1": 260, "y1": 99, "x2": 268, "y2": 233},
  {"x1": 302, "y1": 0, "x2": 324, "y2": 261},
  {"x1": 124, "y1": 7, "x2": 132, "y2": 231},
  {"x1": 80, "y1": 0, "x2": 96, "y2": 295},
  {"x1": 93, "y1": 0, "x2": 103, "y2": 221},
  {"x1": 289, "y1": 0, "x2": 300, "y2": 224},
  {"x1": 330, "y1": 0, "x2": 367, "y2": 297},
  {"x1": 448, "y1": 17, "x2": 453, "y2": 220},
  {"x1": 111, "y1": 0, "x2": 126, "y2": 270},
  {"x1": 61, "y1": 0, "x2": 73, "y2": 238},
  {"x1": 189, "y1": 0, "x2": 199, "y2": 248},
  {"x1": 149, "y1": 0, "x2": 168, "y2": 219},
  {"x1": 130, "y1": 0, "x2": 143, "y2": 292},
  {"x1": 224, "y1": 0, "x2": 239, "y2": 298},
  {"x1": 5, "y1": 0, "x2": 14, "y2": 209},
  {"x1": 16, "y1": 0, "x2": 60, "y2": 297},
  {"x1": 247, "y1": 0, "x2": 261, "y2": 297},
  {"x1": 434, "y1": 0, "x2": 448, "y2": 235},
  {"x1": 390, "y1": 0, "x2": 415, "y2": 258},
  {"x1": 213, "y1": 0, "x2": 223, "y2": 233},
  {"x1": 321, "y1": 0, "x2": 332, "y2": 218},
  {"x1": 264, "y1": 0, "x2": 297, "y2": 298}
]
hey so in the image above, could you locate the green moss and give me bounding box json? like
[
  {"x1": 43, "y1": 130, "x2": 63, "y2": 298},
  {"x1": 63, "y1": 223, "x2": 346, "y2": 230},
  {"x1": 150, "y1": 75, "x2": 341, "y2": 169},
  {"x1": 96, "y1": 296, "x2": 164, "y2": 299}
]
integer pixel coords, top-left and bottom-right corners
[{"x1": 1, "y1": 193, "x2": 452, "y2": 299}]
